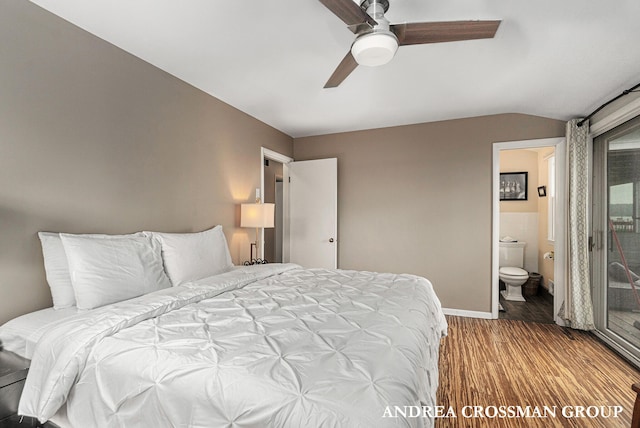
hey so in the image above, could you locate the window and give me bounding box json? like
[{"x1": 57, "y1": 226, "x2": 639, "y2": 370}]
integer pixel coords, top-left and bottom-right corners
[
  {"x1": 609, "y1": 182, "x2": 634, "y2": 232},
  {"x1": 548, "y1": 154, "x2": 555, "y2": 242}
]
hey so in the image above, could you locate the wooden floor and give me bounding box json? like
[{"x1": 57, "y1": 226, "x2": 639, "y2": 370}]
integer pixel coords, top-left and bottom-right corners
[
  {"x1": 499, "y1": 290, "x2": 554, "y2": 324},
  {"x1": 436, "y1": 316, "x2": 640, "y2": 427}
]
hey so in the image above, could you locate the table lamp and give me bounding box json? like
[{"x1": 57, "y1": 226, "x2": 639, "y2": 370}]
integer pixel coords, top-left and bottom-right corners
[{"x1": 241, "y1": 201, "x2": 275, "y2": 264}]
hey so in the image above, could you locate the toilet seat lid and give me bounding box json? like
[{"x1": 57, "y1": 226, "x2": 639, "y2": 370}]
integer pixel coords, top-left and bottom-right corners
[{"x1": 500, "y1": 267, "x2": 528, "y2": 276}]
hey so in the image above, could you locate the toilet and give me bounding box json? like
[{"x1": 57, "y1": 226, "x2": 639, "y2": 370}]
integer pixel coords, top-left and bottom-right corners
[{"x1": 499, "y1": 241, "x2": 528, "y2": 302}]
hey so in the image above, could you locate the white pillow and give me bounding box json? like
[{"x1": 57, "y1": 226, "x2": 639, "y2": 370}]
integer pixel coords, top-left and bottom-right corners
[
  {"x1": 146, "y1": 226, "x2": 233, "y2": 286},
  {"x1": 38, "y1": 231, "x2": 145, "y2": 309},
  {"x1": 38, "y1": 232, "x2": 76, "y2": 309},
  {"x1": 60, "y1": 234, "x2": 172, "y2": 310}
]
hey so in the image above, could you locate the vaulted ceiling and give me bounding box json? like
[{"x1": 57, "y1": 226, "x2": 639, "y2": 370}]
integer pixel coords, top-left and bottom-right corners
[{"x1": 30, "y1": 0, "x2": 640, "y2": 137}]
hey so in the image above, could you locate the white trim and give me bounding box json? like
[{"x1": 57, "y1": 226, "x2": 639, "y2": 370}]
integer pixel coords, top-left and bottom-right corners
[
  {"x1": 592, "y1": 330, "x2": 640, "y2": 370},
  {"x1": 260, "y1": 148, "x2": 294, "y2": 261},
  {"x1": 262, "y1": 147, "x2": 293, "y2": 165},
  {"x1": 590, "y1": 96, "x2": 640, "y2": 137},
  {"x1": 554, "y1": 139, "x2": 567, "y2": 327},
  {"x1": 442, "y1": 308, "x2": 493, "y2": 319},
  {"x1": 492, "y1": 145, "x2": 500, "y2": 320},
  {"x1": 492, "y1": 137, "x2": 566, "y2": 325}
]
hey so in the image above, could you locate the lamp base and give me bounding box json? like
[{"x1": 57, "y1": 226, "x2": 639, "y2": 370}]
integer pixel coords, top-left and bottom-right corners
[
  {"x1": 243, "y1": 259, "x2": 268, "y2": 266},
  {"x1": 243, "y1": 242, "x2": 268, "y2": 265}
]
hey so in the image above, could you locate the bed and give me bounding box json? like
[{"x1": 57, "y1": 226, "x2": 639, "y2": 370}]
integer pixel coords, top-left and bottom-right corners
[
  {"x1": 3, "y1": 227, "x2": 447, "y2": 428},
  {"x1": 0, "y1": 307, "x2": 79, "y2": 360}
]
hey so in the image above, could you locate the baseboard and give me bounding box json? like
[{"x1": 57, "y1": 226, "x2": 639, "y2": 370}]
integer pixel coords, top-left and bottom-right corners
[{"x1": 441, "y1": 308, "x2": 494, "y2": 319}]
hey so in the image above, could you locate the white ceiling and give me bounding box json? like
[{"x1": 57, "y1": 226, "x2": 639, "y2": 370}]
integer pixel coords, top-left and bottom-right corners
[{"x1": 30, "y1": 0, "x2": 640, "y2": 138}]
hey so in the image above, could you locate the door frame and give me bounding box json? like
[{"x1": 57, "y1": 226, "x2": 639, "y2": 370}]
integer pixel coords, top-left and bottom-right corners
[
  {"x1": 491, "y1": 137, "x2": 567, "y2": 324},
  {"x1": 589, "y1": 99, "x2": 640, "y2": 369},
  {"x1": 261, "y1": 147, "x2": 293, "y2": 261},
  {"x1": 591, "y1": 116, "x2": 640, "y2": 369}
]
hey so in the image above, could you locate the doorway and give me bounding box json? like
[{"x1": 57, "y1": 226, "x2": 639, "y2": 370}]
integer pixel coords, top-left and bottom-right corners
[
  {"x1": 263, "y1": 158, "x2": 284, "y2": 263},
  {"x1": 492, "y1": 137, "x2": 566, "y2": 324},
  {"x1": 261, "y1": 148, "x2": 293, "y2": 262},
  {"x1": 260, "y1": 148, "x2": 339, "y2": 269}
]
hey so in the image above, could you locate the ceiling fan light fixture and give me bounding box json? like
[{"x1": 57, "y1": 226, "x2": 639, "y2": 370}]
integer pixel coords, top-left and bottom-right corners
[{"x1": 351, "y1": 31, "x2": 398, "y2": 67}]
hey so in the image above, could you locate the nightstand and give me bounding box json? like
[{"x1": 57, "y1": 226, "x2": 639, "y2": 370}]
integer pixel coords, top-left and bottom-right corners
[
  {"x1": 0, "y1": 349, "x2": 29, "y2": 422},
  {"x1": 0, "y1": 415, "x2": 53, "y2": 427},
  {"x1": 0, "y1": 350, "x2": 54, "y2": 427}
]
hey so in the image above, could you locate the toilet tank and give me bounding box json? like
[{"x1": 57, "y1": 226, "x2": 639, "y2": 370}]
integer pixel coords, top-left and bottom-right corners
[{"x1": 499, "y1": 241, "x2": 526, "y2": 268}]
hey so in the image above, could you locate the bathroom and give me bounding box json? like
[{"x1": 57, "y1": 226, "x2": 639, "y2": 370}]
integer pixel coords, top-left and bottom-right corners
[{"x1": 498, "y1": 147, "x2": 556, "y2": 323}]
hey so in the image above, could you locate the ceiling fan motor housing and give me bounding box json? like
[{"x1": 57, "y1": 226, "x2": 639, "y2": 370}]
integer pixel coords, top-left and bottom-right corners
[
  {"x1": 360, "y1": 0, "x2": 390, "y2": 14},
  {"x1": 351, "y1": 0, "x2": 398, "y2": 66}
]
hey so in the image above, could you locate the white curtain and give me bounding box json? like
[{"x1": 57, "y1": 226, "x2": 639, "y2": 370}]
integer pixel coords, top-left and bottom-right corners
[{"x1": 560, "y1": 119, "x2": 595, "y2": 330}]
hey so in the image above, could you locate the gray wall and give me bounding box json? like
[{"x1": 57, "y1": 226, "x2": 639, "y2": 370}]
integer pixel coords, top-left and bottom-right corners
[
  {"x1": 294, "y1": 114, "x2": 565, "y2": 313},
  {"x1": 0, "y1": 0, "x2": 293, "y2": 324},
  {"x1": 0, "y1": 0, "x2": 568, "y2": 323}
]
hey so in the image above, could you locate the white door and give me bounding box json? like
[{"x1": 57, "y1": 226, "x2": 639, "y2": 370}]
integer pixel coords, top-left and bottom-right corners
[{"x1": 289, "y1": 158, "x2": 337, "y2": 268}]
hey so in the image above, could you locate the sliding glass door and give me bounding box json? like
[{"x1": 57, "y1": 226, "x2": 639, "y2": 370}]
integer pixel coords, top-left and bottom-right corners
[{"x1": 593, "y1": 115, "x2": 640, "y2": 365}]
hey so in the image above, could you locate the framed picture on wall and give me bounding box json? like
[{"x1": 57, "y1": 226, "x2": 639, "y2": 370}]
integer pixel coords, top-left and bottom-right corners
[{"x1": 500, "y1": 172, "x2": 528, "y2": 201}]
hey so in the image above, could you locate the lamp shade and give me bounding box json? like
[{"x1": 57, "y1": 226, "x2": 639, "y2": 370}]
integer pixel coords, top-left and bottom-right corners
[
  {"x1": 351, "y1": 31, "x2": 398, "y2": 67},
  {"x1": 241, "y1": 203, "x2": 275, "y2": 228}
]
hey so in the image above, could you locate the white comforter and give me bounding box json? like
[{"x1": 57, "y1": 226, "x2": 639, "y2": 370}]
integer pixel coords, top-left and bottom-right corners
[{"x1": 20, "y1": 264, "x2": 447, "y2": 427}]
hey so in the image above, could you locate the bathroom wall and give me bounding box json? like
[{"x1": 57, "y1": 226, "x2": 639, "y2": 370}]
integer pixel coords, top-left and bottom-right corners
[
  {"x1": 500, "y1": 213, "x2": 539, "y2": 273},
  {"x1": 500, "y1": 149, "x2": 539, "y2": 213},
  {"x1": 499, "y1": 150, "x2": 539, "y2": 273},
  {"x1": 537, "y1": 147, "x2": 556, "y2": 291}
]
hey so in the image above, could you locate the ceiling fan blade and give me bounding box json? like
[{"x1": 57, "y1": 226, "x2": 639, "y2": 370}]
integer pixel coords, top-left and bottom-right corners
[
  {"x1": 392, "y1": 20, "x2": 501, "y2": 46},
  {"x1": 324, "y1": 51, "x2": 358, "y2": 88},
  {"x1": 318, "y1": 0, "x2": 377, "y2": 28}
]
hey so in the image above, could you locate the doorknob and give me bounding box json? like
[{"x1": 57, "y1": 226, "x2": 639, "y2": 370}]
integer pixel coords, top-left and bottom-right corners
[{"x1": 329, "y1": 238, "x2": 335, "y2": 243}]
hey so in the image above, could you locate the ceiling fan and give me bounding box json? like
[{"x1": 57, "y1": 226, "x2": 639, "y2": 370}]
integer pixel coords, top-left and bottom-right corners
[{"x1": 319, "y1": 0, "x2": 501, "y2": 88}]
